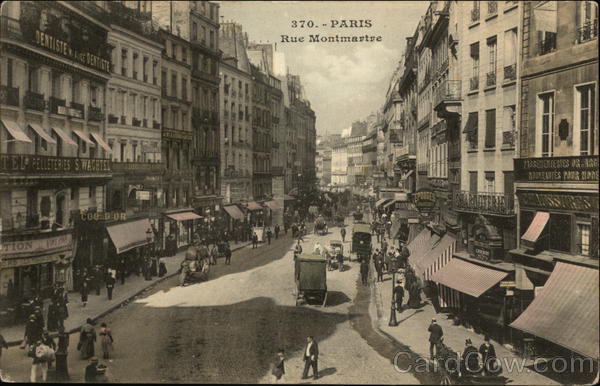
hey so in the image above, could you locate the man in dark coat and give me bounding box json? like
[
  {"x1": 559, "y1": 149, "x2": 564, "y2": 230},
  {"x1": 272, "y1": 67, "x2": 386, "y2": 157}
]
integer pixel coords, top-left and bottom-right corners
[
  {"x1": 224, "y1": 244, "x2": 232, "y2": 265},
  {"x1": 106, "y1": 273, "x2": 116, "y2": 300},
  {"x1": 274, "y1": 224, "x2": 280, "y2": 239},
  {"x1": 479, "y1": 336, "x2": 500, "y2": 375},
  {"x1": 252, "y1": 232, "x2": 258, "y2": 249},
  {"x1": 301, "y1": 336, "x2": 319, "y2": 380},
  {"x1": 393, "y1": 280, "x2": 405, "y2": 312},
  {"x1": 266, "y1": 228, "x2": 272, "y2": 245},
  {"x1": 462, "y1": 339, "x2": 480, "y2": 376},
  {"x1": 340, "y1": 227, "x2": 346, "y2": 243},
  {"x1": 374, "y1": 256, "x2": 383, "y2": 282},
  {"x1": 360, "y1": 259, "x2": 369, "y2": 286},
  {"x1": 428, "y1": 318, "x2": 443, "y2": 359}
]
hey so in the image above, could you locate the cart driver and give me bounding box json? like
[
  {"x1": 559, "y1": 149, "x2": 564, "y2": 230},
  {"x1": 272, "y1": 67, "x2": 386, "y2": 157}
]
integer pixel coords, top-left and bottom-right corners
[
  {"x1": 337, "y1": 249, "x2": 344, "y2": 271},
  {"x1": 294, "y1": 240, "x2": 303, "y2": 259}
]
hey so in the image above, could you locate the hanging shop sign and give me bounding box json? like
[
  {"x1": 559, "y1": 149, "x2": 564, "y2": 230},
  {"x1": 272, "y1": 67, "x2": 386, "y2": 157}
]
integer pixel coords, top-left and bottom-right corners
[
  {"x1": 514, "y1": 155, "x2": 599, "y2": 183},
  {"x1": 20, "y1": 2, "x2": 112, "y2": 73},
  {"x1": 413, "y1": 188, "x2": 436, "y2": 212},
  {"x1": 518, "y1": 191, "x2": 599, "y2": 212}
]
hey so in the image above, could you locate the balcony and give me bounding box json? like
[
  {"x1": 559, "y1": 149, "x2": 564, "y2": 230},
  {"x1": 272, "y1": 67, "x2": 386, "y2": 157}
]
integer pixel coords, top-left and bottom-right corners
[
  {"x1": 120, "y1": 116, "x2": 126, "y2": 125},
  {"x1": 503, "y1": 64, "x2": 516, "y2": 82},
  {"x1": 433, "y1": 80, "x2": 461, "y2": 117},
  {"x1": 470, "y1": 7, "x2": 480, "y2": 23},
  {"x1": 70, "y1": 102, "x2": 85, "y2": 118},
  {"x1": 538, "y1": 35, "x2": 556, "y2": 56},
  {"x1": 577, "y1": 22, "x2": 598, "y2": 44},
  {"x1": 24, "y1": 91, "x2": 45, "y2": 111},
  {"x1": 485, "y1": 71, "x2": 496, "y2": 87},
  {"x1": 469, "y1": 76, "x2": 479, "y2": 91},
  {"x1": 132, "y1": 118, "x2": 141, "y2": 127},
  {"x1": 0, "y1": 85, "x2": 19, "y2": 107},
  {"x1": 88, "y1": 106, "x2": 103, "y2": 122},
  {"x1": 107, "y1": 1, "x2": 160, "y2": 41},
  {"x1": 453, "y1": 190, "x2": 515, "y2": 216},
  {"x1": 502, "y1": 131, "x2": 515, "y2": 148},
  {"x1": 153, "y1": 120, "x2": 161, "y2": 130},
  {"x1": 112, "y1": 161, "x2": 164, "y2": 175},
  {"x1": 487, "y1": 1, "x2": 498, "y2": 16},
  {"x1": 49, "y1": 96, "x2": 66, "y2": 115},
  {"x1": 108, "y1": 114, "x2": 119, "y2": 124}
]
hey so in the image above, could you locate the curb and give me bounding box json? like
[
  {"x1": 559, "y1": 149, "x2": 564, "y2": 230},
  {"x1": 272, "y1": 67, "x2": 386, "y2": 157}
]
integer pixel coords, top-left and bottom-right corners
[{"x1": 7, "y1": 242, "x2": 251, "y2": 347}]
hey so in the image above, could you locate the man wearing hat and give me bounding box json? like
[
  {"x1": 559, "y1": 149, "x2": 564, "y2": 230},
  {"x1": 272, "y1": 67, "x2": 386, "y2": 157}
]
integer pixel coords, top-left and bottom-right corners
[
  {"x1": 462, "y1": 339, "x2": 480, "y2": 376},
  {"x1": 427, "y1": 318, "x2": 444, "y2": 359},
  {"x1": 393, "y1": 280, "x2": 405, "y2": 312}
]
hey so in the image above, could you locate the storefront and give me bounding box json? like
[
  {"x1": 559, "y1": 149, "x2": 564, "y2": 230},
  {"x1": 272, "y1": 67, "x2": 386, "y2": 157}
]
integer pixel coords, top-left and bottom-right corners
[
  {"x1": 246, "y1": 201, "x2": 265, "y2": 226},
  {"x1": 164, "y1": 211, "x2": 201, "y2": 249}
]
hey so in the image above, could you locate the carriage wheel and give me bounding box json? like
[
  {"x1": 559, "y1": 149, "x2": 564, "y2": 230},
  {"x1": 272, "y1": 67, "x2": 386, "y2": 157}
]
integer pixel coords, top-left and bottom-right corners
[{"x1": 322, "y1": 292, "x2": 328, "y2": 307}]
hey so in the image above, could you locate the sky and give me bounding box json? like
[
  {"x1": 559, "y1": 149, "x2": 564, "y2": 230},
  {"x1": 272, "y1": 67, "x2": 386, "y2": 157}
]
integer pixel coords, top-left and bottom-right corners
[{"x1": 218, "y1": 1, "x2": 428, "y2": 136}]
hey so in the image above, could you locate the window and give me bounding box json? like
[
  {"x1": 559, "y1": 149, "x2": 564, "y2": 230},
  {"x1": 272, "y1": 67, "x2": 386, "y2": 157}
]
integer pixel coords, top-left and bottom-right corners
[
  {"x1": 484, "y1": 172, "x2": 495, "y2": 193},
  {"x1": 575, "y1": 84, "x2": 595, "y2": 155},
  {"x1": 471, "y1": 1, "x2": 480, "y2": 22},
  {"x1": 201, "y1": 26, "x2": 207, "y2": 44},
  {"x1": 27, "y1": 65, "x2": 39, "y2": 92},
  {"x1": 504, "y1": 28, "x2": 518, "y2": 70},
  {"x1": 90, "y1": 86, "x2": 98, "y2": 107},
  {"x1": 121, "y1": 49, "x2": 128, "y2": 76},
  {"x1": 182, "y1": 77, "x2": 187, "y2": 100},
  {"x1": 35, "y1": 134, "x2": 47, "y2": 154},
  {"x1": 51, "y1": 71, "x2": 61, "y2": 98},
  {"x1": 538, "y1": 92, "x2": 555, "y2": 157},
  {"x1": 549, "y1": 213, "x2": 571, "y2": 252},
  {"x1": 487, "y1": 36, "x2": 497, "y2": 75},
  {"x1": 466, "y1": 112, "x2": 478, "y2": 149},
  {"x1": 469, "y1": 43, "x2": 479, "y2": 90},
  {"x1": 502, "y1": 105, "x2": 516, "y2": 147},
  {"x1": 182, "y1": 111, "x2": 187, "y2": 130},
  {"x1": 120, "y1": 142, "x2": 125, "y2": 162},
  {"x1": 578, "y1": 1, "x2": 599, "y2": 43},
  {"x1": 143, "y1": 56, "x2": 148, "y2": 81},
  {"x1": 578, "y1": 223, "x2": 591, "y2": 256},
  {"x1": 152, "y1": 61, "x2": 158, "y2": 85},
  {"x1": 534, "y1": 1, "x2": 557, "y2": 55},
  {"x1": 161, "y1": 70, "x2": 167, "y2": 91},
  {"x1": 210, "y1": 31, "x2": 215, "y2": 48},
  {"x1": 469, "y1": 171, "x2": 478, "y2": 193},
  {"x1": 171, "y1": 43, "x2": 177, "y2": 60},
  {"x1": 485, "y1": 109, "x2": 496, "y2": 148},
  {"x1": 132, "y1": 143, "x2": 137, "y2": 161},
  {"x1": 171, "y1": 73, "x2": 177, "y2": 97},
  {"x1": 6, "y1": 58, "x2": 13, "y2": 87},
  {"x1": 192, "y1": 22, "x2": 198, "y2": 41}
]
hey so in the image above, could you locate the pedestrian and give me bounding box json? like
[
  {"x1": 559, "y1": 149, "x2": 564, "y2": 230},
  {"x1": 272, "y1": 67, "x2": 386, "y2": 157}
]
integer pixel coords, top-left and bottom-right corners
[
  {"x1": 84, "y1": 357, "x2": 101, "y2": 383},
  {"x1": 0, "y1": 333, "x2": 8, "y2": 374},
  {"x1": 47, "y1": 300, "x2": 61, "y2": 331},
  {"x1": 340, "y1": 227, "x2": 346, "y2": 243},
  {"x1": 274, "y1": 224, "x2": 280, "y2": 239},
  {"x1": 479, "y1": 336, "x2": 500, "y2": 375},
  {"x1": 252, "y1": 232, "x2": 258, "y2": 249},
  {"x1": 33, "y1": 305, "x2": 44, "y2": 333},
  {"x1": 301, "y1": 336, "x2": 319, "y2": 380},
  {"x1": 78, "y1": 318, "x2": 96, "y2": 360},
  {"x1": 93, "y1": 265, "x2": 102, "y2": 296},
  {"x1": 284, "y1": 222, "x2": 289, "y2": 235},
  {"x1": 271, "y1": 348, "x2": 285, "y2": 382},
  {"x1": 393, "y1": 280, "x2": 405, "y2": 312},
  {"x1": 462, "y1": 339, "x2": 480, "y2": 376},
  {"x1": 224, "y1": 244, "x2": 232, "y2": 265},
  {"x1": 158, "y1": 257, "x2": 167, "y2": 277},
  {"x1": 179, "y1": 259, "x2": 190, "y2": 287},
  {"x1": 106, "y1": 272, "x2": 116, "y2": 301},
  {"x1": 81, "y1": 279, "x2": 89, "y2": 307},
  {"x1": 99, "y1": 322, "x2": 114, "y2": 361},
  {"x1": 266, "y1": 228, "x2": 272, "y2": 245},
  {"x1": 24, "y1": 314, "x2": 42, "y2": 349},
  {"x1": 42, "y1": 330, "x2": 56, "y2": 369},
  {"x1": 360, "y1": 259, "x2": 369, "y2": 286},
  {"x1": 294, "y1": 240, "x2": 303, "y2": 259},
  {"x1": 209, "y1": 244, "x2": 218, "y2": 265},
  {"x1": 29, "y1": 339, "x2": 50, "y2": 383},
  {"x1": 428, "y1": 318, "x2": 443, "y2": 359},
  {"x1": 374, "y1": 257, "x2": 383, "y2": 282}
]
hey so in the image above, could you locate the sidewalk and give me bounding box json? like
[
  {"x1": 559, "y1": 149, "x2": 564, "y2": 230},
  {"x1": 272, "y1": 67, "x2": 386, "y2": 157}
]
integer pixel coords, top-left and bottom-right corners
[
  {"x1": 367, "y1": 236, "x2": 557, "y2": 385},
  {"x1": 2, "y1": 240, "x2": 250, "y2": 345}
]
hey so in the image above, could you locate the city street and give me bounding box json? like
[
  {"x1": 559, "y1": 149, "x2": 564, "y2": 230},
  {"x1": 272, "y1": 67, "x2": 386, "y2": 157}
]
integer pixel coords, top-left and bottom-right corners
[{"x1": 1, "y1": 227, "x2": 419, "y2": 384}]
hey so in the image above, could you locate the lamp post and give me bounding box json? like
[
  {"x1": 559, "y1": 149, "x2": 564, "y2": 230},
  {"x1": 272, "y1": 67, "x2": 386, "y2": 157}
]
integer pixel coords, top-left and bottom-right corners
[
  {"x1": 145, "y1": 228, "x2": 153, "y2": 280},
  {"x1": 388, "y1": 256, "x2": 398, "y2": 327}
]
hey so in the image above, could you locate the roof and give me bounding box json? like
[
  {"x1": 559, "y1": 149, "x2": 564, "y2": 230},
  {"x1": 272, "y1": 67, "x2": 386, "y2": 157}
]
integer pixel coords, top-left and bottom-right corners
[
  {"x1": 297, "y1": 254, "x2": 326, "y2": 262},
  {"x1": 352, "y1": 223, "x2": 371, "y2": 234}
]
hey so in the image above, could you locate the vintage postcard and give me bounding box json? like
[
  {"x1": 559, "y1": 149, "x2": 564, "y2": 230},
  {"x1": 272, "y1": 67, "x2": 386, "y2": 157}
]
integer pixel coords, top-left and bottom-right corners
[{"x1": 0, "y1": 1, "x2": 598, "y2": 384}]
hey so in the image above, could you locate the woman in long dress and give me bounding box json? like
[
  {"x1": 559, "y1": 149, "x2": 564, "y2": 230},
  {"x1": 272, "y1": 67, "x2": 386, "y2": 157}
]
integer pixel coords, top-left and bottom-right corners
[
  {"x1": 79, "y1": 318, "x2": 96, "y2": 359},
  {"x1": 99, "y1": 322, "x2": 114, "y2": 360}
]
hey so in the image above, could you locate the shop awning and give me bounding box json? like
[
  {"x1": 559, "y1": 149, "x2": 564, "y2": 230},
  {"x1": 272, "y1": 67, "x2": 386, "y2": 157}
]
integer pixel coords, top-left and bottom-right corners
[
  {"x1": 283, "y1": 194, "x2": 296, "y2": 201},
  {"x1": 509, "y1": 262, "x2": 599, "y2": 359},
  {"x1": 376, "y1": 198, "x2": 391, "y2": 207},
  {"x1": 246, "y1": 201, "x2": 263, "y2": 211},
  {"x1": 73, "y1": 130, "x2": 95, "y2": 146},
  {"x1": 264, "y1": 200, "x2": 281, "y2": 210},
  {"x1": 2, "y1": 119, "x2": 31, "y2": 142},
  {"x1": 166, "y1": 212, "x2": 202, "y2": 221},
  {"x1": 431, "y1": 258, "x2": 508, "y2": 298},
  {"x1": 223, "y1": 205, "x2": 245, "y2": 221},
  {"x1": 521, "y1": 211, "x2": 549, "y2": 249},
  {"x1": 419, "y1": 234, "x2": 457, "y2": 281},
  {"x1": 29, "y1": 123, "x2": 56, "y2": 144},
  {"x1": 407, "y1": 229, "x2": 436, "y2": 268},
  {"x1": 52, "y1": 127, "x2": 78, "y2": 146},
  {"x1": 90, "y1": 132, "x2": 112, "y2": 153},
  {"x1": 383, "y1": 199, "x2": 397, "y2": 209},
  {"x1": 462, "y1": 112, "x2": 478, "y2": 134},
  {"x1": 106, "y1": 219, "x2": 154, "y2": 254}
]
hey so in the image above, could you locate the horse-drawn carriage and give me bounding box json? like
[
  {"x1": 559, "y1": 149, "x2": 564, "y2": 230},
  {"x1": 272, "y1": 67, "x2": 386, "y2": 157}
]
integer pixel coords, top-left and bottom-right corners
[
  {"x1": 180, "y1": 249, "x2": 210, "y2": 285},
  {"x1": 294, "y1": 253, "x2": 327, "y2": 307},
  {"x1": 351, "y1": 223, "x2": 372, "y2": 262},
  {"x1": 314, "y1": 215, "x2": 328, "y2": 235},
  {"x1": 326, "y1": 240, "x2": 344, "y2": 271}
]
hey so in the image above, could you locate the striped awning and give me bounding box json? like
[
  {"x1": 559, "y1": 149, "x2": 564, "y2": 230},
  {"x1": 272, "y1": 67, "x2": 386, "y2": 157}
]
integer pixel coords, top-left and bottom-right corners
[
  {"x1": 223, "y1": 205, "x2": 245, "y2": 221},
  {"x1": 419, "y1": 234, "x2": 457, "y2": 281},
  {"x1": 510, "y1": 262, "x2": 599, "y2": 359},
  {"x1": 264, "y1": 200, "x2": 281, "y2": 210},
  {"x1": 29, "y1": 123, "x2": 56, "y2": 144},
  {"x1": 52, "y1": 127, "x2": 78, "y2": 146},
  {"x1": 431, "y1": 258, "x2": 508, "y2": 298},
  {"x1": 407, "y1": 229, "x2": 437, "y2": 268},
  {"x1": 2, "y1": 119, "x2": 31, "y2": 142},
  {"x1": 521, "y1": 211, "x2": 549, "y2": 249},
  {"x1": 246, "y1": 201, "x2": 263, "y2": 211},
  {"x1": 106, "y1": 219, "x2": 154, "y2": 254},
  {"x1": 73, "y1": 130, "x2": 95, "y2": 146},
  {"x1": 167, "y1": 212, "x2": 202, "y2": 221},
  {"x1": 90, "y1": 132, "x2": 112, "y2": 152}
]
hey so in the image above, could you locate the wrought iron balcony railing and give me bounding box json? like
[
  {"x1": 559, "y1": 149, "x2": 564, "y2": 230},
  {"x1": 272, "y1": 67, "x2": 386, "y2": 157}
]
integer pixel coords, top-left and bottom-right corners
[
  {"x1": 88, "y1": 106, "x2": 103, "y2": 122},
  {"x1": 0, "y1": 85, "x2": 19, "y2": 107},
  {"x1": 577, "y1": 22, "x2": 599, "y2": 43},
  {"x1": 471, "y1": 7, "x2": 480, "y2": 23},
  {"x1": 49, "y1": 96, "x2": 66, "y2": 115},
  {"x1": 434, "y1": 79, "x2": 461, "y2": 108},
  {"x1": 503, "y1": 64, "x2": 516, "y2": 82},
  {"x1": 24, "y1": 91, "x2": 45, "y2": 111},
  {"x1": 487, "y1": 1, "x2": 498, "y2": 16},
  {"x1": 108, "y1": 114, "x2": 118, "y2": 124},
  {"x1": 486, "y1": 71, "x2": 496, "y2": 87},
  {"x1": 453, "y1": 190, "x2": 515, "y2": 216},
  {"x1": 469, "y1": 76, "x2": 479, "y2": 91}
]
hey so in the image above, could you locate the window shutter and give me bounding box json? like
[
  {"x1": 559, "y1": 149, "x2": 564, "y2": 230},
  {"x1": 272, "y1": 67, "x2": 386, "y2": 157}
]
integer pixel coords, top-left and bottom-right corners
[
  {"x1": 591, "y1": 217, "x2": 599, "y2": 259},
  {"x1": 485, "y1": 109, "x2": 496, "y2": 148}
]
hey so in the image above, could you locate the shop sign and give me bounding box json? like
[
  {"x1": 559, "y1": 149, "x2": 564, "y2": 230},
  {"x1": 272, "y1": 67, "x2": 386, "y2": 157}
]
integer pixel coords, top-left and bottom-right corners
[
  {"x1": 518, "y1": 191, "x2": 599, "y2": 212},
  {"x1": 408, "y1": 218, "x2": 420, "y2": 224},
  {"x1": 136, "y1": 190, "x2": 151, "y2": 200},
  {"x1": 514, "y1": 155, "x2": 599, "y2": 183},
  {"x1": 474, "y1": 245, "x2": 492, "y2": 261},
  {"x1": 0, "y1": 154, "x2": 111, "y2": 173},
  {"x1": 500, "y1": 281, "x2": 516, "y2": 287},
  {"x1": 0, "y1": 252, "x2": 66, "y2": 269},
  {"x1": 0, "y1": 233, "x2": 72, "y2": 259},
  {"x1": 414, "y1": 188, "x2": 436, "y2": 212},
  {"x1": 80, "y1": 211, "x2": 127, "y2": 222},
  {"x1": 162, "y1": 129, "x2": 193, "y2": 141}
]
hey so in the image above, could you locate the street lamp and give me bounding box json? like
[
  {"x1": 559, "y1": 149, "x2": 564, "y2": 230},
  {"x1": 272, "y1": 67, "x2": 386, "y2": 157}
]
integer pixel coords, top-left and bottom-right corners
[{"x1": 145, "y1": 228, "x2": 153, "y2": 280}]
